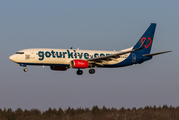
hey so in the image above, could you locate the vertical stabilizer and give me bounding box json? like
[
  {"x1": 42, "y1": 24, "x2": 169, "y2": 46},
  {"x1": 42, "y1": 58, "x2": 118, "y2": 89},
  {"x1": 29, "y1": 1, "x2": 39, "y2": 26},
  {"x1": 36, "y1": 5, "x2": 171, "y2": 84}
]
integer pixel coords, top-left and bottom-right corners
[{"x1": 133, "y1": 23, "x2": 156, "y2": 54}]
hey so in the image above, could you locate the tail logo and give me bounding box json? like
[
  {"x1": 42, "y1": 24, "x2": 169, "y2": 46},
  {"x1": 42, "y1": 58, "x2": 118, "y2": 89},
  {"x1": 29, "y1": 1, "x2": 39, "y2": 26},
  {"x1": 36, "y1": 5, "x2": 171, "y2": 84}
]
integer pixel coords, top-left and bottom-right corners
[{"x1": 141, "y1": 37, "x2": 152, "y2": 49}]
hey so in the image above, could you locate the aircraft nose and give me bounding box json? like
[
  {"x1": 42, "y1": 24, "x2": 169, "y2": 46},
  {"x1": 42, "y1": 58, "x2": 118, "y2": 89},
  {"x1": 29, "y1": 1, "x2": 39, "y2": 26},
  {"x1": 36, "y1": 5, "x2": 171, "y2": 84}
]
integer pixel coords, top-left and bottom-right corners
[{"x1": 9, "y1": 54, "x2": 17, "y2": 62}]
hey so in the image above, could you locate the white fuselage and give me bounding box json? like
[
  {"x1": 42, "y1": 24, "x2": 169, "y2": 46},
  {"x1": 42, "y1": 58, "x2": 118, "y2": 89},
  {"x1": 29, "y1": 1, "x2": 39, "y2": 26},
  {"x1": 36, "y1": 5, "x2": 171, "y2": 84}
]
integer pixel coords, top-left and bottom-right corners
[{"x1": 9, "y1": 47, "x2": 132, "y2": 66}]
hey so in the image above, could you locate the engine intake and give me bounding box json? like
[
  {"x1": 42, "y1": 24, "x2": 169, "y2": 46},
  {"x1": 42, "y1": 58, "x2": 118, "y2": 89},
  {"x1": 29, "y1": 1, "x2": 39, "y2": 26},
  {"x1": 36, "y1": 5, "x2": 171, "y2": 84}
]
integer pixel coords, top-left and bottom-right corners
[{"x1": 70, "y1": 59, "x2": 88, "y2": 68}]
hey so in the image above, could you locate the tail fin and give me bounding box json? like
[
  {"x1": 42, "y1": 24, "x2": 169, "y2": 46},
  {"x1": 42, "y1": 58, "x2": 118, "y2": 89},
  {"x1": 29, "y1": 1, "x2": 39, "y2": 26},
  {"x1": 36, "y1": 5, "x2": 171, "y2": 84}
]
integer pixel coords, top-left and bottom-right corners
[{"x1": 133, "y1": 23, "x2": 156, "y2": 54}]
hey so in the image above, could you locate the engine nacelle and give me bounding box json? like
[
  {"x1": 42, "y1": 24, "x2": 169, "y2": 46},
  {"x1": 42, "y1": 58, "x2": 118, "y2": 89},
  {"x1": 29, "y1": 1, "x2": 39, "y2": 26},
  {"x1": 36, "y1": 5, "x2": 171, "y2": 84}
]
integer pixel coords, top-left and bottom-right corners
[
  {"x1": 50, "y1": 66, "x2": 67, "y2": 71},
  {"x1": 70, "y1": 59, "x2": 89, "y2": 68}
]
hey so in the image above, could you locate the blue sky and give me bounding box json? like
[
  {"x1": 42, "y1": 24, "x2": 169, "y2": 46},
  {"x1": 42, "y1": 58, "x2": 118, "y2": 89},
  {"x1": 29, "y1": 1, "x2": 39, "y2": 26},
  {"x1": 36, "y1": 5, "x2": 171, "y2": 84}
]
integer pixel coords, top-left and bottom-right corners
[{"x1": 0, "y1": 1, "x2": 178, "y2": 111}]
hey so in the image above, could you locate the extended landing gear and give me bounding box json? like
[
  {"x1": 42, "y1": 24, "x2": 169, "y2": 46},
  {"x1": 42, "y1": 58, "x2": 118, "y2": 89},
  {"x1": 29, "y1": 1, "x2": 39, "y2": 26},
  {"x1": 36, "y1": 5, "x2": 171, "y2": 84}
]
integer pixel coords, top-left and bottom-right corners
[
  {"x1": 18, "y1": 64, "x2": 28, "y2": 72},
  {"x1": 23, "y1": 67, "x2": 28, "y2": 72},
  {"x1": 76, "y1": 68, "x2": 96, "y2": 75},
  {"x1": 89, "y1": 69, "x2": 95, "y2": 74},
  {"x1": 77, "y1": 69, "x2": 83, "y2": 75}
]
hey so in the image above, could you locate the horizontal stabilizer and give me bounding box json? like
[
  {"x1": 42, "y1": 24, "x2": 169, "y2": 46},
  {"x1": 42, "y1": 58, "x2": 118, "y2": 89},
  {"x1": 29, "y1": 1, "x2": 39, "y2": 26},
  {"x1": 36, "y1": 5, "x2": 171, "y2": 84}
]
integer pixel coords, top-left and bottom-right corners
[{"x1": 143, "y1": 51, "x2": 172, "y2": 57}]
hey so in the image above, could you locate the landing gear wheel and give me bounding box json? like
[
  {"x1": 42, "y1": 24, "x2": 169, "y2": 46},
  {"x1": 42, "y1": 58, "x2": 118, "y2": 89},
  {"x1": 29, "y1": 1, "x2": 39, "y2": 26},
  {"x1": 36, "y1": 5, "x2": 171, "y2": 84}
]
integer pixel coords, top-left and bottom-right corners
[
  {"x1": 24, "y1": 68, "x2": 28, "y2": 72},
  {"x1": 77, "y1": 69, "x2": 83, "y2": 75},
  {"x1": 89, "y1": 69, "x2": 95, "y2": 74}
]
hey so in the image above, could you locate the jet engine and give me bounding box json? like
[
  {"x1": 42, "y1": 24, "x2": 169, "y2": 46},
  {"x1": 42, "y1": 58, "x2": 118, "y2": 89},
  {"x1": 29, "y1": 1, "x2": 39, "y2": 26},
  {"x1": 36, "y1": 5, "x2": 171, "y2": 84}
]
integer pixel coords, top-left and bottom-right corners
[{"x1": 70, "y1": 59, "x2": 88, "y2": 68}]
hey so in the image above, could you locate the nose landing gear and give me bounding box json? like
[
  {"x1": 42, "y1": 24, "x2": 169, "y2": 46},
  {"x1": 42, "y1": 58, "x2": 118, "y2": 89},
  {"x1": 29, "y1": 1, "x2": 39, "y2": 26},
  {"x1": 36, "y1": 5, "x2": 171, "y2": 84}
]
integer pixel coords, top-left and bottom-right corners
[
  {"x1": 23, "y1": 67, "x2": 28, "y2": 72},
  {"x1": 24, "y1": 66, "x2": 28, "y2": 72},
  {"x1": 18, "y1": 64, "x2": 28, "y2": 72}
]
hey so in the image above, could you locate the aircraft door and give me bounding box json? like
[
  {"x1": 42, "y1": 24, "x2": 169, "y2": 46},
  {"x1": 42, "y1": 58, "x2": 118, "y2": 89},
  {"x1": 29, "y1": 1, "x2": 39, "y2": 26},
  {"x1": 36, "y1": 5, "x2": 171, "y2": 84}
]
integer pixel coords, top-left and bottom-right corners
[{"x1": 30, "y1": 50, "x2": 35, "y2": 59}]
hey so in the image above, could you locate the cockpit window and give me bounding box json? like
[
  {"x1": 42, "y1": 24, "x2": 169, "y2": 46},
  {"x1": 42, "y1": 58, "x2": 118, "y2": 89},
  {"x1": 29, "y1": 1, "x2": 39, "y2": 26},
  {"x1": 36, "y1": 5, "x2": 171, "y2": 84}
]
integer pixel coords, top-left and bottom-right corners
[{"x1": 16, "y1": 52, "x2": 24, "y2": 54}]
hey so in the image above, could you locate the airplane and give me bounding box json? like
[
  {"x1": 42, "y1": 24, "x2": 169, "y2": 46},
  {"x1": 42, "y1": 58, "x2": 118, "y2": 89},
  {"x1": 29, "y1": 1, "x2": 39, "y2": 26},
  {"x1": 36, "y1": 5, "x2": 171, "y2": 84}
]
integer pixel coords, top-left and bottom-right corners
[{"x1": 9, "y1": 23, "x2": 171, "y2": 75}]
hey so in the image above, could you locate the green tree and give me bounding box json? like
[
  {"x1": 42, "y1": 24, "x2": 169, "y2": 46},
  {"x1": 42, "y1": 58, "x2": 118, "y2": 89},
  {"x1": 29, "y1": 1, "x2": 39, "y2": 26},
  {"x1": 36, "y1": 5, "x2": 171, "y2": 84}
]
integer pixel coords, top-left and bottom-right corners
[
  {"x1": 43, "y1": 107, "x2": 53, "y2": 117},
  {"x1": 101, "y1": 106, "x2": 109, "y2": 113},
  {"x1": 153, "y1": 105, "x2": 157, "y2": 111},
  {"x1": 162, "y1": 104, "x2": 168, "y2": 109},
  {"x1": 57, "y1": 107, "x2": 64, "y2": 116},
  {"x1": 91, "y1": 105, "x2": 100, "y2": 115},
  {"x1": 144, "y1": 106, "x2": 150, "y2": 110},
  {"x1": 30, "y1": 109, "x2": 41, "y2": 116},
  {"x1": 15, "y1": 108, "x2": 23, "y2": 120},
  {"x1": 66, "y1": 107, "x2": 75, "y2": 116},
  {"x1": 6, "y1": 108, "x2": 15, "y2": 120},
  {"x1": 75, "y1": 108, "x2": 85, "y2": 115}
]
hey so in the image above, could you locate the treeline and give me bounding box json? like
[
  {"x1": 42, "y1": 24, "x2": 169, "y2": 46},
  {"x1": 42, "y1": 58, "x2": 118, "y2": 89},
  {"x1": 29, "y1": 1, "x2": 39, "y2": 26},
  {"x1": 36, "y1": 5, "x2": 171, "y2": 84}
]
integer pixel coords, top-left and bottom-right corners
[{"x1": 0, "y1": 105, "x2": 179, "y2": 120}]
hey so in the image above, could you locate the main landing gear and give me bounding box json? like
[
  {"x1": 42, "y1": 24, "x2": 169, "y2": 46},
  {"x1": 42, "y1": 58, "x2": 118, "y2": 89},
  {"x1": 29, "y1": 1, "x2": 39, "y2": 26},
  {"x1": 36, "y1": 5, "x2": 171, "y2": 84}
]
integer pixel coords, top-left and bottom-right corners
[
  {"x1": 77, "y1": 69, "x2": 83, "y2": 75},
  {"x1": 76, "y1": 68, "x2": 95, "y2": 75},
  {"x1": 89, "y1": 69, "x2": 95, "y2": 74}
]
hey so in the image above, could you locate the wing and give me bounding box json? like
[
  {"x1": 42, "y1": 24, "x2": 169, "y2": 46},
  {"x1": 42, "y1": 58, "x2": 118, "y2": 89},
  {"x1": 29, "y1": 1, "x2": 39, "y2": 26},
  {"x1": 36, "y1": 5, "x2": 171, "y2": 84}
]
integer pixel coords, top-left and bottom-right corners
[
  {"x1": 87, "y1": 47, "x2": 141, "y2": 66},
  {"x1": 87, "y1": 39, "x2": 148, "y2": 66}
]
